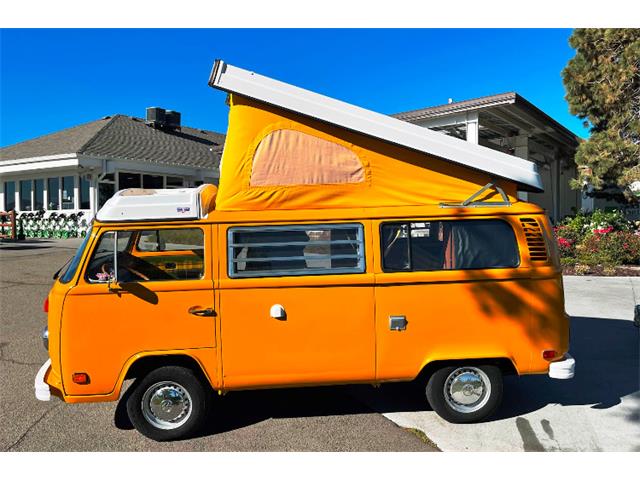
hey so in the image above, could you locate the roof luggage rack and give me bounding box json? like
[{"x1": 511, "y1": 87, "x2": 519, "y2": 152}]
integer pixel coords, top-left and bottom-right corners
[{"x1": 439, "y1": 182, "x2": 512, "y2": 208}]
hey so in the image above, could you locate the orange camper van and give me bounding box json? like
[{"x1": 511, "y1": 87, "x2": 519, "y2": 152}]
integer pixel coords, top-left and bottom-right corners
[{"x1": 35, "y1": 61, "x2": 575, "y2": 441}]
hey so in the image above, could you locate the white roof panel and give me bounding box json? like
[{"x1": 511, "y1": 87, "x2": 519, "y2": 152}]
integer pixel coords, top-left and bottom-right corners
[
  {"x1": 208, "y1": 60, "x2": 543, "y2": 191},
  {"x1": 96, "y1": 186, "x2": 206, "y2": 222}
]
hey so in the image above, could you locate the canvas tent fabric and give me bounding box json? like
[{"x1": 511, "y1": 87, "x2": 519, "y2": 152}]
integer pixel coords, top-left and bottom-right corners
[{"x1": 215, "y1": 94, "x2": 519, "y2": 211}]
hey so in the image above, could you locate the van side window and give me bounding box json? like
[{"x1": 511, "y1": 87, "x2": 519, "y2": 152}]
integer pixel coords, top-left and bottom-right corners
[
  {"x1": 228, "y1": 224, "x2": 365, "y2": 277},
  {"x1": 85, "y1": 228, "x2": 204, "y2": 283},
  {"x1": 381, "y1": 220, "x2": 519, "y2": 272}
]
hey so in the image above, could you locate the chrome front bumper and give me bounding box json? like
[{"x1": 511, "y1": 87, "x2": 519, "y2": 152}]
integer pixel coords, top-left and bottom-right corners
[
  {"x1": 35, "y1": 359, "x2": 52, "y2": 401},
  {"x1": 548, "y1": 353, "x2": 575, "y2": 379}
]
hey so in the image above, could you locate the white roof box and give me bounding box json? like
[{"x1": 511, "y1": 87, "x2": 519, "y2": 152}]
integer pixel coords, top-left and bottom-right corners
[
  {"x1": 96, "y1": 186, "x2": 207, "y2": 222},
  {"x1": 209, "y1": 60, "x2": 543, "y2": 192}
]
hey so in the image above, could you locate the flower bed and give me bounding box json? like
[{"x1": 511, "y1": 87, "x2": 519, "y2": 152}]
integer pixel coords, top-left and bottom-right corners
[{"x1": 554, "y1": 209, "x2": 640, "y2": 275}]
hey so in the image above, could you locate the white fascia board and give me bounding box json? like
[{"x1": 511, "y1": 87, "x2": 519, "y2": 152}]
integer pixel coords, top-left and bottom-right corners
[
  {"x1": 0, "y1": 156, "x2": 79, "y2": 176},
  {"x1": 209, "y1": 60, "x2": 543, "y2": 191},
  {"x1": 0, "y1": 153, "x2": 77, "y2": 166},
  {"x1": 83, "y1": 156, "x2": 217, "y2": 178}
]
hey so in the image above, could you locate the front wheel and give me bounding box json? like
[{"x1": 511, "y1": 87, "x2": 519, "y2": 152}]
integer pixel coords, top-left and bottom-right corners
[
  {"x1": 126, "y1": 365, "x2": 210, "y2": 441},
  {"x1": 425, "y1": 364, "x2": 502, "y2": 423}
]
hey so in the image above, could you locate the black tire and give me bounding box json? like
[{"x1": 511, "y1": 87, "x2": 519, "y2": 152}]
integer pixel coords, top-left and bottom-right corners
[
  {"x1": 425, "y1": 364, "x2": 502, "y2": 423},
  {"x1": 126, "y1": 365, "x2": 210, "y2": 441}
]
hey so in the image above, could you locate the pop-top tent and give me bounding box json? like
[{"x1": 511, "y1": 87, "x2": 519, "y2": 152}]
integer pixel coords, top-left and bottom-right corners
[{"x1": 208, "y1": 60, "x2": 543, "y2": 212}]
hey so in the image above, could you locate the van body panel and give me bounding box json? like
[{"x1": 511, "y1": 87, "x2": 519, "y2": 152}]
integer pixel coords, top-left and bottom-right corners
[
  {"x1": 217, "y1": 220, "x2": 376, "y2": 389},
  {"x1": 45, "y1": 202, "x2": 569, "y2": 404},
  {"x1": 371, "y1": 213, "x2": 565, "y2": 380},
  {"x1": 373, "y1": 277, "x2": 535, "y2": 380},
  {"x1": 59, "y1": 225, "x2": 217, "y2": 396},
  {"x1": 58, "y1": 348, "x2": 218, "y2": 403}
]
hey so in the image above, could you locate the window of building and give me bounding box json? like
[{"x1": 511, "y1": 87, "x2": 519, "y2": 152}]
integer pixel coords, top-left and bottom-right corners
[
  {"x1": 98, "y1": 173, "x2": 115, "y2": 208},
  {"x1": 381, "y1": 220, "x2": 519, "y2": 272},
  {"x1": 98, "y1": 183, "x2": 115, "y2": 208},
  {"x1": 4, "y1": 181, "x2": 15, "y2": 211},
  {"x1": 142, "y1": 174, "x2": 164, "y2": 189},
  {"x1": 228, "y1": 223, "x2": 365, "y2": 278},
  {"x1": 61, "y1": 176, "x2": 74, "y2": 209},
  {"x1": 80, "y1": 177, "x2": 90, "y2": 209},
  {"x1": 85, "y1": 229, "x2": 204, "y2": 283},
  {"x1": 47, "y1": 178, "x2": 60, "y2": 210},
  {"x1": 34, "y1": 179, "x2": 45, "y2": 210},
  {"x1": 119, "y1": 172, "x2": 141, "y2": 190},
  {"x1": 166, "y1": 176, "x2": 184, "y2": 188},
  {"x1": 20, "y1": 180, "x2": 32, "y2": 211}
]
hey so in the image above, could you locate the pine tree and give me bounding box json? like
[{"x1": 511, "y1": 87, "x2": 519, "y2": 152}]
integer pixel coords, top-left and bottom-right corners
[{"x1": 562, "y1": 28, "x2": 640, "y2": 202}]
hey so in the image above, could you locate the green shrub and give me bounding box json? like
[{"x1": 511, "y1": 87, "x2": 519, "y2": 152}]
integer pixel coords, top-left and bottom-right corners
[
  {"x1": 558, "y1": 209, "x2": 632, "y2": 242},
  {"x1": 577, "y1": 230, "x2": 640, "y2": 266}
]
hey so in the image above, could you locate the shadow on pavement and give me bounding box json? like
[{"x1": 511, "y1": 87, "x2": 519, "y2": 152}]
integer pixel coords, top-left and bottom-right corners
[
  {"x1": 0, "y1": 239, "x2": 55, "y2": 251},
  {"x1": 0, "y1": 245, "x2": 53, "y2": 251},
  {"x1": 494, "y1": 316, "x2": 639, "y2": 420},
  {"x1": 114, "y1": 316, "x2": 639, "y2": 438}
]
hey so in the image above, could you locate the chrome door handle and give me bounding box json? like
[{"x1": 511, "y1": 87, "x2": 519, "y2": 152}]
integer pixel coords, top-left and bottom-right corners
[{"x1": 188, "y1": 307, "x2": 216, "y2": 317}]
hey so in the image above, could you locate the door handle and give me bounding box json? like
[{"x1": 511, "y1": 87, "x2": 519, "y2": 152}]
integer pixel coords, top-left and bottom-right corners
[
  {"x1": 389, "y1": 315, "x2": 407, "y2": 331},
  {"x1": 188, "y1": 306, "x2": 216, "y2": 317}
]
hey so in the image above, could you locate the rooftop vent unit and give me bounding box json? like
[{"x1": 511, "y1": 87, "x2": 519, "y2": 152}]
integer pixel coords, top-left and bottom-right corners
[
  {"x1": 146, "y1": 107, "x2": 166, "y2": 128},
  {"x1": 165, "y1": 110, "x2": 181, "y2": 130},
  {"x1": 145, "y1": 107, "x2": 181, "y2": 130}
]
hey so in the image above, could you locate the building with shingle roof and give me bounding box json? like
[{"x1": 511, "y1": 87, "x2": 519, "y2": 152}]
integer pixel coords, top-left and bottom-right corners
[
  {"x1": 391, "y1": 92, "x2": 585, "y2": 221},
  {"x1": 0, "y1": 108, "x2": 224, "y2": 216}
]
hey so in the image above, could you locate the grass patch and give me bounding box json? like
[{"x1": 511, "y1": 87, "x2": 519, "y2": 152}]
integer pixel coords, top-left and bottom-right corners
[{"x1": 405, "y1": 427, "x2": 439, "y2": 450}]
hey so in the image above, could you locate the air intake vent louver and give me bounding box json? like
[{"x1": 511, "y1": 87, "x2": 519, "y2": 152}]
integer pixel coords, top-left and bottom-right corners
[{"x1": 520, "y1": 218, "x2": 548, "y2": 262}]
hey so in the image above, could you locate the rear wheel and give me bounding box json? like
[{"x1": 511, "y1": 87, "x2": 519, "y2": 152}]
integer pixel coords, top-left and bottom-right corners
[
  {"x1": 126, "y1": 365, "x2": 210, "y2": 441},
  {"x1": 425, "y1": 364, "x2": 502, "y2": 423}
]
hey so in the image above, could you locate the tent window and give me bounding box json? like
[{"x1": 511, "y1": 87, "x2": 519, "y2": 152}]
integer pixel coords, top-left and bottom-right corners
[
  {"x1": 228, "y1": 223, "x2": 365, "y2": 277},
  {"x1": 250, "y1": 129, "x2": 364, "y2": 186},
  {"x1": 381, "y1": 220, "x2": 519, "y2": 272}
]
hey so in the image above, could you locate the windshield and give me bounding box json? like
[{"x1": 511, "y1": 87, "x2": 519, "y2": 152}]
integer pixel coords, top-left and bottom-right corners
[{"x1": 59, "y1": 228, "x2": 93, "y2": 284}]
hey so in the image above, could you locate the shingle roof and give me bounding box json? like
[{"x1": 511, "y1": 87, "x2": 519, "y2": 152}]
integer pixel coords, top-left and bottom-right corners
[
  {"x1": 0, "y1": 117, "x2": 112, "y2": 160},
  {"x1": 0, "y1": 115, "x2": 225, "y2": 170}
]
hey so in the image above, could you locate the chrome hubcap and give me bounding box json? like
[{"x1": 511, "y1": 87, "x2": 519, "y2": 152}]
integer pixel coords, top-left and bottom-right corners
[
  {"x1": 141, "y1": 381, "x2": 192, "y2": 430},
  {"x1": 443, "y1": 367, "x2": 491, "y2": 413}
]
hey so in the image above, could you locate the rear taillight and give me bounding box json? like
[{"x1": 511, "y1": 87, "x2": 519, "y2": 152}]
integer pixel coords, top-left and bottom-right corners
[
  {"x1": 543, "y1": 350, "x2": 558, "y2": 360},
  {"x1": 43, "y1": 297, "x2": 49, "y2": 313}
]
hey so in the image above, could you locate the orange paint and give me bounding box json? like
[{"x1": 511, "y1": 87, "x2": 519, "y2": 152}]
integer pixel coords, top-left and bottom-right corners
[{"x1": 42, "y1": 201, "x2": 568, "y2": 404}]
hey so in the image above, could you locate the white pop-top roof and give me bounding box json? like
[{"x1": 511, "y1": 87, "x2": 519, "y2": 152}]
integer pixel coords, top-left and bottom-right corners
[
  {"x1": 209, "y1": 60, "x2": 543, "y2": 191},
  {"x1": 96, "y1": 186, "x2": 207, "y2": 222}
]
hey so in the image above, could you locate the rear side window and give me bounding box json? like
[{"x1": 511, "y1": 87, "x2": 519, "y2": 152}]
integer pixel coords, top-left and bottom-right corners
[
  {"x1": 381, "y1": 220, "x2": 519, "y2": 272},
  {"x1": 228, "y1": 223, "x2": 365, "y2": 277}
]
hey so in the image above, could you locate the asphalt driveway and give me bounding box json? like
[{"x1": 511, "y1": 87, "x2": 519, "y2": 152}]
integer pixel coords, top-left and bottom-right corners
[
  {"x1": 0, "y1": 239, "x2": 435, "y2": 452},
  {"x1": 2, "y1": 239, "x2": 637, "y2": 451}
]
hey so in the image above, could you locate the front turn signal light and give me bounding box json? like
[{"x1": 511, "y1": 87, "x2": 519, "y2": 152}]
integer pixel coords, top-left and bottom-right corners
[{"x1": 72, "y1": 373, "x2": 90, "y2": 384}]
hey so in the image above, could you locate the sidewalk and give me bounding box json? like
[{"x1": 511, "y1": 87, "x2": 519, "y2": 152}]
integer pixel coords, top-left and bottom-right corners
[{"x1": 368, "y1": 276, "x2": 640, "y2": 451}]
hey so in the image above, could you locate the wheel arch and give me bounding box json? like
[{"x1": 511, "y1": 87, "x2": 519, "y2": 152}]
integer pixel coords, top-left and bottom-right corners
[
  {"x1": 114, "y1": 352, "x2": 215, "y2": 398},
  {"x1": 416, "y1": 357, "x2": 518, "y2": 383}
]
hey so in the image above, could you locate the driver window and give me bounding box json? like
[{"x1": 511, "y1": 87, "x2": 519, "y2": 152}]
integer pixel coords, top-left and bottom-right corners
[{"x1": 85, "y1": 228, "x2": 204, "y2": 283}]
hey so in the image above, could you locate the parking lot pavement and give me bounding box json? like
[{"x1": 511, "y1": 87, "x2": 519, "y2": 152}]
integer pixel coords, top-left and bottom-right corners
[
  {"x1": 364, "y1": 276, "x2": 640, "y2": 452},
  {"x1": 0, "y1": 239, "x2": 435, "y2": 452}
]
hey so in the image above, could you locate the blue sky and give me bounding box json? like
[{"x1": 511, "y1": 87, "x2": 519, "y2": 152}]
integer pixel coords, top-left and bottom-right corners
[{"x1": 0, "y1": 29, "x2": 587, "y2": 147}]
